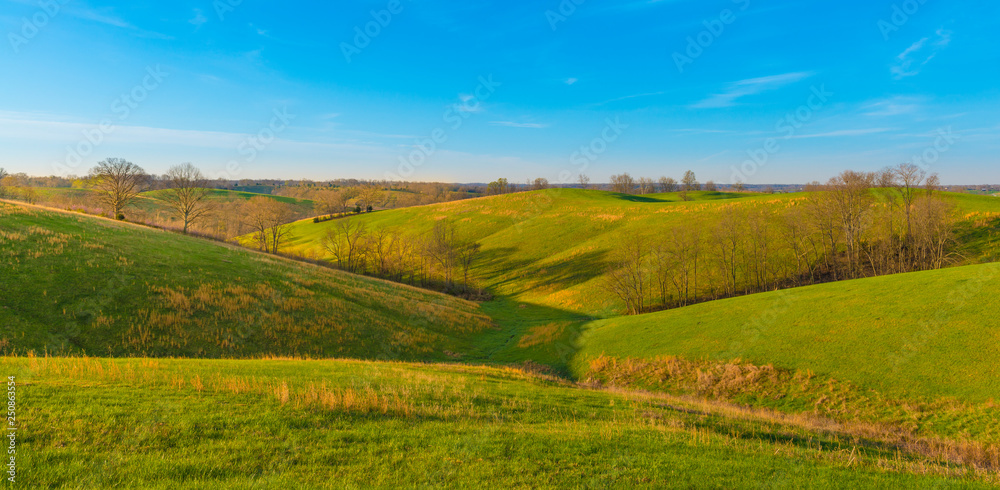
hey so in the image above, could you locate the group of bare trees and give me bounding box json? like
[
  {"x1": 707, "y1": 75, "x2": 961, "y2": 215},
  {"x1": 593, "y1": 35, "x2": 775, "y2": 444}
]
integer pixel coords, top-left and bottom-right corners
[
  {"x1": 606, "y1": 166, "x2": 958, "y2": 314},
  {"x1": 322, "y1": 219, "x2": 483, "y2": 294},
  {"x1": 486, "y1": 178, "x2": 514, "y2": 196},
  {"x1": 607, "y1": 171, "x2": 715, "y2": 200},
  {"x1": 83, "y1": 158, "x2": 297, "y2": 251},
  {"x1": 312, "y1": 183, "x2": 388, "y2": 216}
]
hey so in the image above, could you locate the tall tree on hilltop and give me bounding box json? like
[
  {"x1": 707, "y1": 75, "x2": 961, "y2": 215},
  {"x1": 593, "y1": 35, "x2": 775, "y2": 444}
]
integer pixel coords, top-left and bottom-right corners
[
  {"x1": 162, "y1": 163, "x2": 212, "y2": 233},
  {"x1": 89, "y1": 158, "x2": 147, "y2": 220}
]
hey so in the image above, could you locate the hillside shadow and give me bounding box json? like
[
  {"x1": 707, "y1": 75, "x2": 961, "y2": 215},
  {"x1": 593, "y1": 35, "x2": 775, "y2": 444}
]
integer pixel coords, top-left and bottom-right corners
[
  {"x1": 466, "y1": 298, "x2": 596, "y2": 377},
  {"x1": 609, "y1": 193, "x2": 668, "y2": 203},
  {"x1": 475, "y1": 247, "x2": 611, "y2": 298}
]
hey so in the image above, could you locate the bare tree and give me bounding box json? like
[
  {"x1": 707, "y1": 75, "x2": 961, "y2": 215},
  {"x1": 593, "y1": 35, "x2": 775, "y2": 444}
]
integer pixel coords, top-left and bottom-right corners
[
  {"x1": 605, "y1": 236, "x2": 647, "y2": 315},
  {"x1": 826, "y1": 170, "x2": 875, "y2": 278},
  {"x1": 426, "y1": 220, "x2": 458, "y2": 287},
  {"x1": 704, "y1": 180, "x2": 717, "y2": 192},
  {"x1": 668, "y1": 223, "x2": 702, "y2": 306},
  {"x1": 577, "y1": 174, "x2": 591, "y2": 189},
  {"x1": 713, "y1": 205, "x2": 745, "y2": 296},
  {"x1": 324, "y1": 220, "x2": 369, "y2": 273},
  {"x1": 658, "y1": 176, "x2": 678, "y2": 193},
  {"x1": 243, "y1": 196, "x2": 293, "y2": 253},
  {"x1": 456, "y1": 240, "x2": 482, "y2": 290},
  {"x1": 357, "y1": 183, "x2": 385, "y2": 212},
  {"x1": 894, "y1": 163, "x2": 926, "y2": 241},
  {"x1": 314, "y1": 189, "x2": 341, "y2": 215},
  {"x1": 681, "y1": 170, "x2": 700, "y2": 192},
  {"x1": 89, "y1": 158, "x2": 147, "y2": 219},
  {"x1": 924, "y1": 174, "x2": 941, "y2": 195},
  {"x1": 161, "y1": 163, "x2": 212, "y2": 233},
  {"x1": 638, "y1": 177, "x2": 655, "y2": 195},
  {"x1": 487, "y1": 178, "x2": 511, "y2": 195},
  {"x1": 0, "y1": 168, "x2": 8, "y2": 199},
  {"x1": 610, "y1": 173, "x2": 636, "y2": 194},
  {"x1": 531, "y1": 178, "x2": 550, "y2": 190}
]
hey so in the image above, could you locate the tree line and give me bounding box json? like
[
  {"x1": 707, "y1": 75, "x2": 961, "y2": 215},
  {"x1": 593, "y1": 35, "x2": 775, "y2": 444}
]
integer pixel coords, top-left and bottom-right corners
[
  {"x1": 320, "y1": 219, "x2": 485, "y2": 297},
  {"x1": 606, "y1": 165, "x2": 957, "y2": 314},
  {"x1": 609, "y1": 171, "x2": 719, "y2": 200}
]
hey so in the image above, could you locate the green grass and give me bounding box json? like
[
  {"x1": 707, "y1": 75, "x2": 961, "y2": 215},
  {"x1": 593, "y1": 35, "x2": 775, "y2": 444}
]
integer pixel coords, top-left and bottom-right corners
[
  {"x1": 573, "y1": 262, "x2": 1000, "y2": 404},
  {"x1": 11, "y1": 186, "x2": 317, "y2": 222},
  {"x1": 276, "y1": 188, "x2": 1000, "y2": 370},
  {"x1": 280, "y1": 189, "x2": 778, "y2": 318},
  {"x1": 4, "y1": 356, "x2": 992, "y2": 488},
  {"x1": 0, "y1": 202, "x2": 492, "y2": 360},
  {"x1": 281, "y1": 189, "x2": 1000, "y2": 319}
]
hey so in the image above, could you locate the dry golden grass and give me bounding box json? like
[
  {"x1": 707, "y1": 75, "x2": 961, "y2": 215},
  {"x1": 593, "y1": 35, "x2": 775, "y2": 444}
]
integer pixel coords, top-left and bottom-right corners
[{"x1": 586, "y1": 355, "x2": 1000, "y2": 472}]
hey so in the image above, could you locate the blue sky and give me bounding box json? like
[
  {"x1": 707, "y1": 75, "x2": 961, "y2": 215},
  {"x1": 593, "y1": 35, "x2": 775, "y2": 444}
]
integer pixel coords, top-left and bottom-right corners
[{"x1": 1, "y1": 0, "x2": 997, "y2": 184}]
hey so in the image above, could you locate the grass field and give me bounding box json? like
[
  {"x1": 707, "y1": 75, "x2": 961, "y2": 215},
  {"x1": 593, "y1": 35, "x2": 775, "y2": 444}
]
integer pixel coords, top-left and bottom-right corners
[
  {"x1": 5, "y1": 356, "x2": 995, "y2": 488},
  {"x1": 274, "y1": 188, "x2": 1000, "y2": 370},
  {"x1": 569, "y1": 262, "x2": 1000, "y2": 451},
  {"x1": 13, "y1": 187, "x2": 317, "y2": 222},
  {"x1": 572, "y1": 262, "x2": 1000, "y2": 403},
  {"x1": 0, "y1": 202, "x2": 492, "y2": 360},
  {"x1": 4, "y1": 196, "x2": 1000, "y2": 485},
  {"x1": 281, "y1": 188, "x2": 1000, "y2": 319}
]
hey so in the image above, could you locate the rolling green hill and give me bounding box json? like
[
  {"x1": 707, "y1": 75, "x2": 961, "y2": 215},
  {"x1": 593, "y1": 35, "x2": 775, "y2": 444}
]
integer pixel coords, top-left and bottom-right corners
[
  {"x1": 5, "y1": 355, "x2": 992, "y2": 487},
  {"x1": 282, "y1": 188, "x2": 1000, "y2": 318},
  {"x1": 281, "y1": 189, "x2": 777, "y2": 317},
  {"x1": 13, "y1": 187, "x2": 317, "y2": 221},
  {"x1": 572, "y1": 262, "x2": 1000, "y2": 403},
  {"x1": 274, "y1": 188, "x2": 1000, "y2": 369},
  {"x1": 0, "y1": 202, "x2": 492, "y2": 360}
]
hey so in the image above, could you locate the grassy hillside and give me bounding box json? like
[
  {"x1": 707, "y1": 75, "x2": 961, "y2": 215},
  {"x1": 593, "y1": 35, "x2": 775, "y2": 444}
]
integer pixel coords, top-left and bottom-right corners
[
  {"x1": 275, "y1": 189, "x2": 1000, "y2": 368},
  {"x1": 573, "y1": 262, "x2": 1000, "y2": 404},
  {"x1": 282, "y1": 189, "x2": 1000, "y2": 318},
  {"x1": 281, "y1": 190, "x2": 773, "y2": 317},
  {"x1": 15, "y1": 187, "x2": 316, "y2": 221},
  {"x1": 0, "y1": 202, "x2": 492, "y2": 360},
  {"x1": 5, "y1": 355, "x2": 993, "y2": 487}
]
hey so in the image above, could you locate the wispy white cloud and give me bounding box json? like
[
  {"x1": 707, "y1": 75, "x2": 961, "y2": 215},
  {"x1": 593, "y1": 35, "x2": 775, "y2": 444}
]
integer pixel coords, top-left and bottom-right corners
[
  {"x1": 189, "y1": 9, "x2": 207, "y2": 29},
  {"x1": 698, "y1": 150, "x2": 728, "y2": 162},
  {"x1": 58, "y1": 5, "x2": 174, "y2": 39},
  {"x1": 791, "y1": 128, "x2": 896, "y2": 139},
  {"x1": 891, "y1": 29, "x2": 951, "y2": 79},
  {"x1": 490, "y1": 121, "x2": 549, "y2": 129},
  {"x1": 690, "y1": 72, "x2": 813, "y2": 109},
  {"x1": 862, "y1": 96, "x2": 922, "y2": 117},
  {"x1": 564, "y1": 77, "x2": 578, "y2": 85},
  {"x1": 594, "y1": 91, "x2": 667, "y2": 106}
]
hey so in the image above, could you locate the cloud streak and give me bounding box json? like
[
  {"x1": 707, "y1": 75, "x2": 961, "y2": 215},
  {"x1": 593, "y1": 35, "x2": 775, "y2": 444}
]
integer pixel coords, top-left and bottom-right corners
[
  {"x1": 690, "y1": 72, "x2": 813, "y2": 109},
  {"x1": 891, "y1": 29, "x2": 951, "y2": 79}
]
